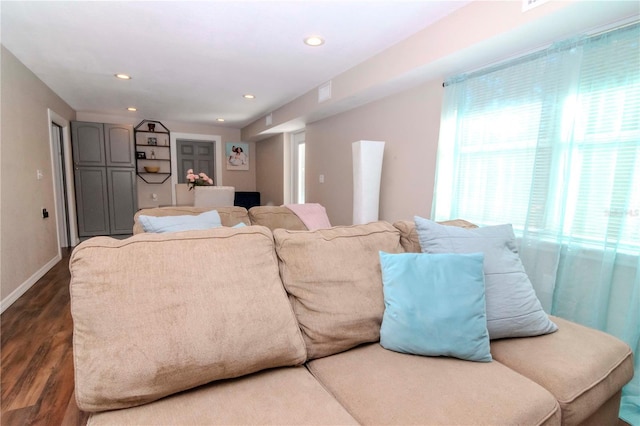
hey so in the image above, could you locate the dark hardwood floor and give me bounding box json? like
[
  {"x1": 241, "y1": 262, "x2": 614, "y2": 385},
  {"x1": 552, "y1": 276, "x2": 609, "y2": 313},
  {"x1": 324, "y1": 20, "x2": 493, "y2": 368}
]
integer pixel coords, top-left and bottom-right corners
[{"x1": 1, "y1": 248, "x2": 89, "y2": 426}]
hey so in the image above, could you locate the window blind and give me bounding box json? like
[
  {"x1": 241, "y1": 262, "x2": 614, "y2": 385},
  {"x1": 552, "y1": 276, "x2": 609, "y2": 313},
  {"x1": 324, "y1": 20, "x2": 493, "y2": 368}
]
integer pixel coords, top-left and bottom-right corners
[{"x1": 434, "y1": 23, "x2": 640, "y2": 248}]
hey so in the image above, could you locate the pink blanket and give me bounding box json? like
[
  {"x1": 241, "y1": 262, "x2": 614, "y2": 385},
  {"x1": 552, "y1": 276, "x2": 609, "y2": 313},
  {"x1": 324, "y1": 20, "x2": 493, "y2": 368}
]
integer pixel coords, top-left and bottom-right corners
[{"x1": 284, "y1": 203, "x2": 332, "y2": 230}]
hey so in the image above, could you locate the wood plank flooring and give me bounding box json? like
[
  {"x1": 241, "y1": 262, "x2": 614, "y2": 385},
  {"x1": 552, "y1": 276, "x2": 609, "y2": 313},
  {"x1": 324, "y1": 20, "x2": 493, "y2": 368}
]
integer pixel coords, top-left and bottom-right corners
[{"x1": 1, "y1": 248, "x2": 89, "y2": 426}]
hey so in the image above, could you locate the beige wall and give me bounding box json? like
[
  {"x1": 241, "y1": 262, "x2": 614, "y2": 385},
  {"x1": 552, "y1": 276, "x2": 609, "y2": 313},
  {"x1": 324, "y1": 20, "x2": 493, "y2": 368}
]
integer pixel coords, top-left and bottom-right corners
[
  {"x1": 76, "y1": 112, "x2": 255, "y2": 209},
  {"x1": 255, "y1": 133, "x2": 285, "y2": 206},
  {"x1": 243, "y1": 0, "x2": 626, "y2": 141},
  {"x1": 306, "y1": 79, "x2": 442, "y2": 226},
  {"x1": 247, "y1": 1, "x2": 639, "y2": 226},
  {"x1": 1, "y1": 46, "x2": 76, "y2": 307}
]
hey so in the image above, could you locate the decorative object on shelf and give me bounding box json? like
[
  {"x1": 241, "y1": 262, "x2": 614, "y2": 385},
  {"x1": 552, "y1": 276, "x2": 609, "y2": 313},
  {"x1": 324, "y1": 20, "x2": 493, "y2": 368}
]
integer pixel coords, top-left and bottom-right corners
[
  {"x1": 134, "y1": 119, "x2": 171, "y2": 184},
  {"x1": 186, "y1": 169, "x2": 213, "y2": 190},
  {"x1": 226, "y1": 142, "x2": 249, "y2": 170},
  {"x1": 352, "y1": 140, "x2": 385, "y2": 225}
]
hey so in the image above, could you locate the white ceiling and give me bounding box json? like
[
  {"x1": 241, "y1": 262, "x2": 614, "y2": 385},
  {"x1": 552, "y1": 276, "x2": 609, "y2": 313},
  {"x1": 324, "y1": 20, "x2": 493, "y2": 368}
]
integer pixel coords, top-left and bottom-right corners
[{"x1": 1, "y1": 0, "x2": 469, "y2": 128}]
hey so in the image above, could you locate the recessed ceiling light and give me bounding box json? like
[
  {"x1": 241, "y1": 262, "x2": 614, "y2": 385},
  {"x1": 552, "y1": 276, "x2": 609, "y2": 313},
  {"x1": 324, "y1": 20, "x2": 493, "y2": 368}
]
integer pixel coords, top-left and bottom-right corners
[
  {"x1": 304, "y1": 36, "x2": 325, "y2": 47},
  {"x1": 115, "y1": 73, "x2": 132, "y2": 80},
  {"x1": 127, "y1": 107, "x2": 137, "y2": 111},
  {"x1": 243, "y1": 94, "x2": 255, "y2": 99},
  {"x1": 216, "y1": 118, "x2": 225, "y2": 122}
]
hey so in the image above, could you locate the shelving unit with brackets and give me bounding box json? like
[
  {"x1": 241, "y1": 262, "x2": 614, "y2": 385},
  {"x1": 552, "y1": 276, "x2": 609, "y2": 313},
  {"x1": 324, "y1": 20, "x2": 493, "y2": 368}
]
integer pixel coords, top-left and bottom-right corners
[{"x1": 134, "y1": 119, "x2": 171, "y2": 184}]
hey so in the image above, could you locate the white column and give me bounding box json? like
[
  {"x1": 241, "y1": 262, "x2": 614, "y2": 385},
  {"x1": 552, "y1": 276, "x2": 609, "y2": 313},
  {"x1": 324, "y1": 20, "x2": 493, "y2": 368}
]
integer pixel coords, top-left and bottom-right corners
[{"x1": 352, "y1": 140, "x2": 385, "y2": 225}]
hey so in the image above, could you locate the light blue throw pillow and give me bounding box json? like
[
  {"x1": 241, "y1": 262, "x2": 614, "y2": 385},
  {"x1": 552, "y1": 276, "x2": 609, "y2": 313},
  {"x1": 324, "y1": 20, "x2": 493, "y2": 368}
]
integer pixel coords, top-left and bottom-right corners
[
  {"x1": 138, "y1": 210, "x2": 222, "y2": 233},
  {"x1": 379, "y1": 251, "x2": 492, "y2": 362},
  {"x1": 414, "y1": 216, "x2": 558, "y2": 340}
]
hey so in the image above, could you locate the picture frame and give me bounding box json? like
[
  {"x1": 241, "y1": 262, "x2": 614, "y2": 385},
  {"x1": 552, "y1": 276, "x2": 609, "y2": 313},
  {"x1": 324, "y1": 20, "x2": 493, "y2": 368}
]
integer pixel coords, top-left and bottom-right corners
[
  {"x1": 136, "y1": 151, "x2": 146, "y2": 159},
  {"x1": 226, "y1": 142, "x2": 249, "y2": 171},
  {"x1": 147, "y1": 137, "x2": 157, "y2": 146}
]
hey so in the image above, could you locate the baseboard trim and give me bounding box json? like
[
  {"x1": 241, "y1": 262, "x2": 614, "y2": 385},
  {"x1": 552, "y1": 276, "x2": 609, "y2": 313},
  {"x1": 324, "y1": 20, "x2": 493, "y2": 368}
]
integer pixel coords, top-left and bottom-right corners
[{"x1": 1, "y1": 254, "x2": 62, "y2": 314}]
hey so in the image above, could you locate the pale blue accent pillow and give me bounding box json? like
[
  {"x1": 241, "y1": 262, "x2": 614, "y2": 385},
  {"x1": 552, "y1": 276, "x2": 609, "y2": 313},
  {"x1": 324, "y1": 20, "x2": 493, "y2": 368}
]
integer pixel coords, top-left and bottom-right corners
[
  {"x1": 414, "y1": 216, "x2": 558, "y2": 340},
  {"x1": 379, "y1": 251, "x2": 492, "y2": 362},
  {"x1": 231, "y1": 222, "x2": 247, "y2": 228},
  {"x1": 138, "y1": 210, "x2": 222, "y2": 233}
]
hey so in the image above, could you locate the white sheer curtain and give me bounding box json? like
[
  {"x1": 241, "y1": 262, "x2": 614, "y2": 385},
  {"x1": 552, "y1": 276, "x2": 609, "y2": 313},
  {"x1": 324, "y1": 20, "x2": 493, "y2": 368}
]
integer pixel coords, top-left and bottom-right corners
[{"x1": 433, "y1": 23, "x2": 639, "y2": 423}]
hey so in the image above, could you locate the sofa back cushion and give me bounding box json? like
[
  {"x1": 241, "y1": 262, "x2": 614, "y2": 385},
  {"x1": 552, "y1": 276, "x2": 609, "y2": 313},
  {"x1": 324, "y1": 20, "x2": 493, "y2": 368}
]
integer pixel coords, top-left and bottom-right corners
[
  {"x1": 274, "y1": 222, "x2": 403, "y2": 359},
  {"x1": 70, "y1": 226, "x2": 306, "y2": 411},
  {"x1": 132, "y1": 206, "x2": 250, "y2": 234},
  {"x1": 249, "y1": 206, "x2": 308, "y2": 230},
  {"x1": 393, "y1": 219, "x2": 478, "y2": 253}
]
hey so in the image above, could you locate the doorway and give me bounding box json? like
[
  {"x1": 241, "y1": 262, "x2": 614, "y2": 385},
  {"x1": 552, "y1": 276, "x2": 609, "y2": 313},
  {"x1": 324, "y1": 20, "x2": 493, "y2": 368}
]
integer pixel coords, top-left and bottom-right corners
[
  {"x1": 176, "y1": 139, "x2": 216, "y2": 184},
  {"x1": 291, "y1": 131, "x2": 306, "y2": 204},
  {"x1": 51, "y1": 122, "x2": 71, "y2": 248}
]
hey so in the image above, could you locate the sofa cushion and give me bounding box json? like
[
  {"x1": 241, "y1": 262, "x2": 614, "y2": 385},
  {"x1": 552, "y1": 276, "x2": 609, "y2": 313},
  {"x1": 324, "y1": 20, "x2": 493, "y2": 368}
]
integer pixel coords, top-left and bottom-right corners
[
  {"x1": 87, "y1": 366, "x2": 358, "y2": 426},
  {"x1": 273, "y1": 222, "x2": 403, "y2": 359},
  {"x1": 249, "y1": 206, "x2": 308, "y2": 230},
  {"x1": 393, "y1": 218, "x2": 478, "y2": 253},
  {"x1": 133, "y1": 206, "x2": 250, "y2": 234},
  {"x1": 306, "y1": 343, "x2": 561, "y2": 425},
  {"x1": 491, "y1": 316, "x2": 634, "y2": 425},
  {"x1": 379, "y1": 251, "x2": 491, "y2": 362},
  {"x1": 414, "y1": 216, "x2": 558, "y2": 340},
  {"x1": 138, "y1": 209, "x2": 222, "y2": 233},
  {"x1": 70, "y1": 226, "x2": 306, "y2": 411}
]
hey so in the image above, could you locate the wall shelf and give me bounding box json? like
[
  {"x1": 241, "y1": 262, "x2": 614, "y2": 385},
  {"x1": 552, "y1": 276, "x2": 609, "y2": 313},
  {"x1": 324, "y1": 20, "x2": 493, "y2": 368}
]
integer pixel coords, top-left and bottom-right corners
[{"x1": 134, "y1": 120, "x2": 171, "y2": 184}]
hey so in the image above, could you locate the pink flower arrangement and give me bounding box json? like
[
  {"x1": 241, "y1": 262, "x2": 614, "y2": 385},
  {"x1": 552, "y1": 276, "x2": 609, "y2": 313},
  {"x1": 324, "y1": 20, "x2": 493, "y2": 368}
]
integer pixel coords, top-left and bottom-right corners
[{"x1": 186, "y1": 169, "x2": 213, "y2": 190}]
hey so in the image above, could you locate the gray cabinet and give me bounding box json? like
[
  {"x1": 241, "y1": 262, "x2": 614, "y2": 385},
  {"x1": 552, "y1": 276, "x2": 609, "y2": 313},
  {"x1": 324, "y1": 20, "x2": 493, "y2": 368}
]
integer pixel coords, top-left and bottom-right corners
[
  {"x1": 107, "y1": 168, "x2": 137, "y2": 234},
  {"x1": 72, "y1": 121, "x2": 137, "y2": 237},
  {"x1": 74, "y1": 167, "x2": 110, "y2": 236},
  {"x1": 72, "y1": 122, "x2": 105, "y2": 166}
]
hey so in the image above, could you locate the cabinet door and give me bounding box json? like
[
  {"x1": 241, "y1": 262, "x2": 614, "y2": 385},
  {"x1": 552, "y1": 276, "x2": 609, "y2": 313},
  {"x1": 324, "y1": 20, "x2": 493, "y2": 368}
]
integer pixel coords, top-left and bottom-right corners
[
  {"x1": 105, "y1": 124, "x2": 135, "y2": 167},
  {"x1": 72, "y1": 122, "x2": 105, "y2": 167},
  {"x1": 107, "y1": 168, "x2": 137, "y2": 235},
  {"x1": 75, "y1": 167, "x2": 110, "y2": 237}
]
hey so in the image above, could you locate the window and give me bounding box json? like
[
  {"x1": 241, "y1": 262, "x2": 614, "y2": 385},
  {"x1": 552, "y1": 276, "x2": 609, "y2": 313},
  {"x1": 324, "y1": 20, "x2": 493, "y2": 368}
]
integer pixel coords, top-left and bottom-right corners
[
  {"x1": 434, "y1": 23, "x2": 640, "y2": 249},
  {"x1": 433, "y1": 24, "x2": 640, "y2": 422}
]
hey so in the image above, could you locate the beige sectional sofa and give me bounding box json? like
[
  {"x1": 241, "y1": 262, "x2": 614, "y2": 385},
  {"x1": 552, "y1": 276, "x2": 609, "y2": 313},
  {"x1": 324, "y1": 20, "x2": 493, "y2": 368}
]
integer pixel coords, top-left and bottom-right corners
[{"x1": 70, "y1": 207, "x2": 634, "y2": 425}]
